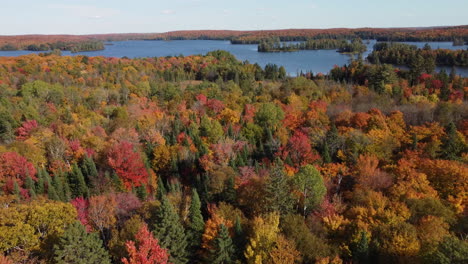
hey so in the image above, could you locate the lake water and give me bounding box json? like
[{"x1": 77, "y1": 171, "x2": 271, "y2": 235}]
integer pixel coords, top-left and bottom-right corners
[{"x1": 1, "y1": 40, "x2": 467, "y2": 77}]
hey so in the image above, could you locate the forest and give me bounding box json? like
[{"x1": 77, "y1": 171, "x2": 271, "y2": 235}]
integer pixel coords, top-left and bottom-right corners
[
  {"x1": 367, "y1": 42, "x2": 468, "y2": 67},
  {"x1": 257, "y1": 38, "x2": 366, "y2": 54},
  {"x1": 0, "y1": 49, "x2": 467, "y2": 264}
]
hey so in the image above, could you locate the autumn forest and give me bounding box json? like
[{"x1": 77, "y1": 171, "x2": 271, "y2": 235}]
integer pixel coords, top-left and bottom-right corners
[{"x1": 0, "y1": 26, "x2": 467, "y2": 264}]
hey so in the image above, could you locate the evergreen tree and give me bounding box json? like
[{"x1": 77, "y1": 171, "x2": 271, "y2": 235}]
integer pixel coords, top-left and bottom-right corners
[
  {"x1": 81, "y1": 155, "x2": 98, "y2": 190},
  {"x1": 54, "y1": 221, "x2": 111, "y2": 264},
  {"x1": 187, "y1": 189, "x2": 204, "y2": 259},
  {"x1": 110, "y1": 171, "x2": 124, "y2": 192},
  {"x1": 52, "y1": 173, "x2": 66, "y2": 202},
  {"x1": 13, "y1": 181, "x2": 20, "y2": 199},
  {"x1": 208, "y1": 224, "x2": 235, "y2": 264},
  {"x1": 36, "y1": 168, "x2": 46, "y2": 195},
  {"x1": 156, "y1": 176, "x2": 166, "y2": 199},
  {"x1": 322, "y1": 141, "x2": 332, "y2": 164},
  {"x1": 264, "y1": 163, "x2": 294, "y2": 215},
  {"x1": 153, "y1": 196, "x2": 188, "y2": 264},
  {"x1": 440, "y1": 122, "x2": 466, "y2": 160},
  {"x1": 233, "y1": 216, "x2": 246, "y2": 262},
  {"x1": 67, "y1": 163, "x2": 89, "y2": 198},
  {"x1": 221, "y1": 176, "x2": 236, "y2": 204},
  {"x1": 352, "y1": 231, "x2": 369, "y2": 264},
  {"x1": 135, "y1": 183, "x2": 148, "y2": 200},
  {"x1": 25, "y1": 176, "x2": 36, "y2": 198}
]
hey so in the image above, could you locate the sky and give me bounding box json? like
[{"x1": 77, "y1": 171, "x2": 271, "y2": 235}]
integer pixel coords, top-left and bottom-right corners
[{"x1": 1, "y1": 0, "x2": 467, "y2": 35}]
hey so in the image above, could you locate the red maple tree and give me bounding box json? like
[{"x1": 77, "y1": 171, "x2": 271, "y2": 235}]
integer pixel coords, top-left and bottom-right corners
[
  {"x1": 107, "y1": 141, "x2": 149, "y2": 190},
  {"x1": 122, "y1": 224, "x2": 170, "y2": 264}
]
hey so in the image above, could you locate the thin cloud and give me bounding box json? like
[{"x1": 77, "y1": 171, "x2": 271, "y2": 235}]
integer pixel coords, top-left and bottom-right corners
[{"x1": 161, "y1": 9, "x2": 175, "y2": 15}]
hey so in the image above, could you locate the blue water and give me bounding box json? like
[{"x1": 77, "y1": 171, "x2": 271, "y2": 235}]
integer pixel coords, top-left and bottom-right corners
[{"x1": 0, "y1": 40, "x2": 467, "y2": 77}]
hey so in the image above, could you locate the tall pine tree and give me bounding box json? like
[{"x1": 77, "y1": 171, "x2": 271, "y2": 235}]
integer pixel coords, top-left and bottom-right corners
[
  {"x1": 54, "y1": 221, "x2": 111, "y2": 264},
  {"x1": 68, "y1": 163, "x2": 89, "y2": 198},
  {"x1": 208, "y1": 224, "x2": 235, "y2": 264},
  {"x1": 153, "y1": 196, "x2": 188, "y2": 264},
  {"x1": 264, "y1": 162, "x2": 294, "y2": 215}
]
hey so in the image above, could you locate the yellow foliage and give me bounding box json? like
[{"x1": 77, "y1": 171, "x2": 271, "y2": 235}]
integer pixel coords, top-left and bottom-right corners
[{"x1": 244, "y1": 212, "x2": 280, "y2": 264}]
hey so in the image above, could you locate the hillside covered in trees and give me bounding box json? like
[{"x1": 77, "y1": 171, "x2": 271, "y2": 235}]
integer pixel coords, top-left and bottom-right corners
[{"x1": 0, "y1": 50, "x2": 467, "y2": 264}]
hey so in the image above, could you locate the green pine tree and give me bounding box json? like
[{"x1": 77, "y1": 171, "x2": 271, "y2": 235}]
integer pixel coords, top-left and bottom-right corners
[
  {"x1": 136, "y1": 183, "x2": 148, "y2": 200},
  {"x1": 25, "y1": 176, "x2": 35, "y2": 193},
  {"x1": 53, "y1": 221, "x2": 111, "y2": 264},
  {"x1": 187, "y1": 189, "x2": 204, "y2": 257},
  {"x1": 52, "y1": 173, "x2": 66, "y2": 202},
  {"x1": 264, "y1": 163, "x2": 294, "y2": 215},
  {"x1": 13, "y1": 181, "x2": 20, "y2": 199},
  {"x1": 156, "y1": 176, "x2": 167, "y2": 199},
  {"x1": 440, "y1": 122, "x2": 466, "y2": 160},
  {"x1": 153, "y1": 196, "x2": 188, "y2": 264},
  {"x1": 352, "y1": 231, "x2": 369, "y2": 264},
  {"x1": 221, "y1": 176, "x2": 236, "y2": 204},
  {"x1": 233, "y1": 216, "x2": 246, "y2": 261},
  {"x1": 81, "y1": 155, "x2": 98, "y2": 190},
  {"x1": 36, "y1": 168, "x2": 45, "y2": 195},
  {"x1": 208, "y1": 224, "x2": 235, "y2": 264},
  {"x1": 68, "y1": 163, "x2": 89, "y2": 198}
]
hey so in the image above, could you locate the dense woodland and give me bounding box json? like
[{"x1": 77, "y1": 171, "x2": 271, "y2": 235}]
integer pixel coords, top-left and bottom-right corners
[
  {"x1": 257, "y1": 38, "x2": 366, "y2": 54},
  {"x1": 0, "y1": 50, "x2": 467, "y2": 264},
  {"x1": 367, "y1": 42, "x2": 468, "y2": 67}
]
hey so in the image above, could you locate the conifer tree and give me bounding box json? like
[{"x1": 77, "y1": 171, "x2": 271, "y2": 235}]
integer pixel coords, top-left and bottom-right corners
[
  {"x1": 68, "y1": 163, "x2": 89, "y2": 198},
  {"x1": 81, "y1": 155, "x2": 98, "y2": 190},
  {"x1": 265, "y1": 163, "x2": 294, "y2": 215},
  {"x1": 46, "y1": 174, "x2": 60, "y2": 201},
  {"x1": 52, "y1": 173, "x2": 66, "y2": 202},
  {"x1": 13, "y1": 181, "x2": 20, "y2": 199},
  {"x1": 156, "y1": 176, "x2": 166, "y2": 199},
  {"x1": 208, "y1": 224, "x2": 235, "y2": 264},
  {"x1": 36, "y1": 168, "x2": 46, "y2": 195},
  {"x1": 153, "y1": 196, "x2": 188, "y2": 264},
  {"x1": 233, "y1": 216, "x2": 246, "y2": 261},
  {"x1": 440, "y1": 122, "x2": 466, "y2": 160},
  {"x1": 54, "y1": 221, "x2": 111, "y2": 264},
  {"x1": 221, "y1": 176, "x2": 236, "y2": 204},
  {"x1": 187, "y1": 189, "x2": 204, "y2": 252}
]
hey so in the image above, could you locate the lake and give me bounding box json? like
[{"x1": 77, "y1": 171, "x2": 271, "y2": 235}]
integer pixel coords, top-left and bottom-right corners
[{"x1": 1, "y1": 40, "x2": 467, "y2": 77}]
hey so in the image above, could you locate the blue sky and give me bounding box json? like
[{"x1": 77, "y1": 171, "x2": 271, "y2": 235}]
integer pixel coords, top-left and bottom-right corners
[{"x1": 2, "y1": 0, "x2": 467, "y2": 35}]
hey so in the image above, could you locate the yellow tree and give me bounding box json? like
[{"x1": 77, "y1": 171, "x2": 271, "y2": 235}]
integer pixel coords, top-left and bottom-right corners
[{"x1": 244, "y1": 212, "x2": 280, "y2": 264}]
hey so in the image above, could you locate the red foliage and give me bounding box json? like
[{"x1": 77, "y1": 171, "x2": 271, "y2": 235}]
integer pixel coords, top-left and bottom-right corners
[
  {"x1": 122, "y1": 224, "x2": 170, "y2": 264},
  {"x1": 0, "y1": 152, "x2": 37, "y2": 193},
  {"x1": 431, "y1": 79, "x2": 443, "y2": 90},
  {"x1": 15, "y1": 120, "x2": 38, "y2": 141},
  {"x1": 418, "y1": 73, "x2": 432, "y2": 83},
  {"x1": 206, "y1": 98, "x2": 225, "y2": 114},
  {"x1": 196, "y1": 93, "x2": 207, "y2": 105},
  {"x1": 243, "y1": 104, "x2": 256, "y2": 123},
  {"x1": 107, "y1": 141, "x2": 149, "y2": 190},
  {"x1": 71, "y1": 197, "x2": 91, "y2": 232},
  {"x1": 281, "y1": 130, "x2": 320, "y2": 167}
]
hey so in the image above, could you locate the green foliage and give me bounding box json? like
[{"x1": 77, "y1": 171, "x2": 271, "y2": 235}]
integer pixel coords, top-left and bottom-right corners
[
  {"x1": 292, "y1": 165, "x2": 326, "y2": 215},
  {"x1": 264, "y1": 163, "x2": 295, "y2": 215},
  {"x1": 208, "y1": 224, "x2": 235, "y2": 264},
  {"x1": 153, "y1": 196, "x2": 188, "y2": 264},
  {"x1": 53, "y1": 221, "x2": 111, "y2": 264},
  {"x1": 67, "y1": 164, "x2": 89, "y2": 198}
]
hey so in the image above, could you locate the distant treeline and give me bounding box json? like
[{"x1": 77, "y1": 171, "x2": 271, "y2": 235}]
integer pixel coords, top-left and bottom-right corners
[
  {"x1": 1, "y1": 41, "x2": 105, "y2": 53},
  {"x1": 367, "y1": 42, "x2": 468, "y2": 67},
  {"x1": 258, "y1": 38, "x2": 367, "y2": 54},
  {"x1": 0, "y1": 26, "x2": 466, "y2": 50}
]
